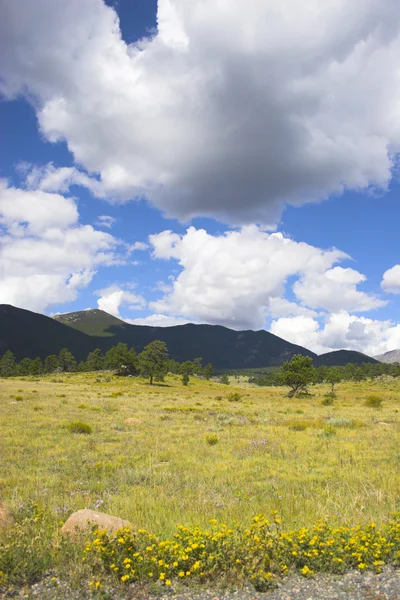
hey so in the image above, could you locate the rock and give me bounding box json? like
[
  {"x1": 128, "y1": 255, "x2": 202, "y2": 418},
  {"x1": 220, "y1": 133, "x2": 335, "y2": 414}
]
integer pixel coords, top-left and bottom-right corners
[
  {"x1": 0, "y1": 502, "x2": 14, "y2": 531},
  {"x1": 61, "y1": 509, "x2": 130, "y2": 537},
  {"x1": 125, "y1": 418, "x2": 141, "y2": 424}
]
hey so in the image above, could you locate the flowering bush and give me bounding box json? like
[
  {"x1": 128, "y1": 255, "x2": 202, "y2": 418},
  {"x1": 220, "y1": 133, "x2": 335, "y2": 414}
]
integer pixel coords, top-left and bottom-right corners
[{"x1": 83, "y1": 513, "x2": 400, "y2": 591}]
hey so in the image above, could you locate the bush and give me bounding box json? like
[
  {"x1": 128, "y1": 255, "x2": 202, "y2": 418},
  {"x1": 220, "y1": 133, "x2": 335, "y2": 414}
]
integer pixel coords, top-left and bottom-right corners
[
  {"x1": 327, "y1": 417, "x2": 353, "y2": 428},
  {"x1": 205, "y1": 433, "x2": 219, "y2": 445},
  {"x1": 14, "y1": 396, "x2": 23, "y2": 401},
  {"x1": 365, "y1": 395, "x2": 383, "y2": 408},
  {"x1": 0, "y1": 505, "x2": 53, "y2": 586},
  {"x1": 227, "y1": 392, "x2": 242, "y2": 402},
  {"x1": 322, "y1": 392, "x2": 336, "y2": 405},
  {"x1": 288, "y1": 421, "x2": 308, "y2": 431},
  {"x1": 67, "y1": 421, "x2": 92, "y2": 434}
]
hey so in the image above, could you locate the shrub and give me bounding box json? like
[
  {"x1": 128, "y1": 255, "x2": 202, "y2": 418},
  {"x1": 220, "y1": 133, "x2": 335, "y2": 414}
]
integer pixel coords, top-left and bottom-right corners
[
  {"x1": 365, "y1": 395, "x2": 383, "y2": 408},
  {"x1": 0, "y1": 505, "x2": 53, "y2": 586},
  {"x1": 322, "y1": 392, "x2": 336, "y2": 405},
  {"x1": 288, "y1": 421, "x2": 308, "y2": 431},
  {"x1": 227, "y1": 392, "x2": 243, "y2": 402},
  {"x1": 327, "y1": 417, "x2": 353, "y2": 428},
  {"x1": 14, "y1": 396, "x2": 23, "y2": 401},
  {"x1": 205, "y1": 433, "x2": 219, "y2": 445},
  {"x1": 83, "y1": 514, "x2": 400, "y2": 590},
  {"x1": 67, "y1": 421, "x2": 92, "y2": 434}
]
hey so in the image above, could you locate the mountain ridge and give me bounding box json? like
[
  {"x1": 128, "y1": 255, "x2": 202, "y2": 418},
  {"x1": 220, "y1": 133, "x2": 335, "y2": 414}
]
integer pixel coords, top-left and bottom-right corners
[{"x1": 0, "y1": 304, "x2": 377, "y2": 368}]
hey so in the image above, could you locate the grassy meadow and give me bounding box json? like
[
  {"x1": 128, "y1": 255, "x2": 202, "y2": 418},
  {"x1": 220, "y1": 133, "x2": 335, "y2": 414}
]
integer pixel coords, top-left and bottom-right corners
[{"x1": 1, "y1": 372, "x2": 400, "y2": 591}]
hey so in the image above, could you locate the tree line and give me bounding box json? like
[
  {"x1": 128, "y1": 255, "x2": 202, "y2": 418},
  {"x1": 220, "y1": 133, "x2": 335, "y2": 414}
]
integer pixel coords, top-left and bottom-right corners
[
  {"x1": 0, "y1": 342, "x2": 214, "y2": 385},
  {"x1": 249, "y1": 355, "x2": 400, "y2": 393}
]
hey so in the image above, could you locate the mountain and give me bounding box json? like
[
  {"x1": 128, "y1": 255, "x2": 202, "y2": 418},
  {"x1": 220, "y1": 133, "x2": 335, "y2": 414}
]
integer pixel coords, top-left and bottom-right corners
[
  {"x1": 54, "y1": 309, "x2": 126, "y2": 337},
  {"x1": 0, "y1": 304, "x2": 377, "y2": 369},
  {"x1": 55, "y1": 309, "x2": 318, "y2": 369},
  {"x1": 374, "y1": 349, "x2": 400, "y2": 364},
  {"x1": 315, "y1": 349, "x2": 377, "y2": 367},
  {"x1": 0, "y1": 304, "x2": 96, "y2": 361}
]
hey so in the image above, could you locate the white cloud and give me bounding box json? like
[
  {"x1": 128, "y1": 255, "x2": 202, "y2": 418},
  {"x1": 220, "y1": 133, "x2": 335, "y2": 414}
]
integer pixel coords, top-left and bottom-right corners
[
  {"x1": 0, "y1": 182, "x2": 122, "y2": 312},
  {"x1": 293, "y1": 266, "x2": 386, "y2": 313},
  {"x1": 147, "y1": 225, "x2": 381, "y2": 330},
  {"x1": 381, "y1": 265, "x2": 400, "y2": 293},
  {"x1": 271, "y1": 312, "x2": 400, "y2": 356},
  {"x1": 126, "y1": 314, "x2": 191, "y2": 327},
  {"x1": 24, "y1": 163, "x2": 103, "y2": 196},
  {"x1": 96, "y1": 215, "x2": 116, "y2": 229},
  {"x1": 2, "y1": 0, "x2": 400, "y2": 224},
  {"x1": 128, "y1": 241, "x2": 149, "y2": 252},
  {"x1": 96, "y1": 285, "x2": 146, "y2": 318}
]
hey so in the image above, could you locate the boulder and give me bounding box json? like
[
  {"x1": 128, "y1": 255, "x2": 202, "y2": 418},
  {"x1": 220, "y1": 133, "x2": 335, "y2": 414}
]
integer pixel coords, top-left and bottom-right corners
[
  {"x1": 61, "y1": 509, "x2": 130, "y2": 537},
  {"x1": 0, "y1": 502, "x2": 14, "y2": 531},
  {"x1": 125, "y1": 418, "x2": 141, "y2": 424}
]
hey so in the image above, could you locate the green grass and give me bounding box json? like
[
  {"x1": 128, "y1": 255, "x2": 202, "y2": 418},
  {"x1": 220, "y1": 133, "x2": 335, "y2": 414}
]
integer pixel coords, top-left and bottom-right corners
[{"x1": 1, "y1": 373, "x2": 400, "y2": 590}]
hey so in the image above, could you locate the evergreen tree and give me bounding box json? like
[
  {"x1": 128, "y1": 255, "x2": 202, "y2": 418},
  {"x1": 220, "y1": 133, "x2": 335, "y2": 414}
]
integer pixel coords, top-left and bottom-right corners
[
  {"x1": 87, "y1": 348, "x2": 105, "y2": 371},
  {"x1": 0, "y1": 351, "x2": 16, "y2": 377},
  {"x1": 280, "y1": 354, "x2": 315, "y2": 396},
  {"x1": 30, "y1": 357, "x2": 43, "y2": 376},
  {"x1": 326, "y1": 367, "x2": 341, "y2": 393},
  {"x1": 18, "y1": 357, "x2": 33, "y2": 376},
  {"x1": 105, "y1": 344, "x2": 137, "y2": 375},
  {"x1": 44, "y1": 354, "x2": 59, "y2": 374},
  {"x1": 182, "y1": 372, "x2": 189, "y2": 386},
  {"x1": 203, "y1": 363, "x2": 213, "y2": 380},
  {"x1": 220, "y1": 374, "x2": 230, "y2": 385},
  {"x1": 138, "y1": 340, "x2": 168, "y2": 385},
  {"x1": 58, "y1": 348, "x2": 77, "y2": 372}
]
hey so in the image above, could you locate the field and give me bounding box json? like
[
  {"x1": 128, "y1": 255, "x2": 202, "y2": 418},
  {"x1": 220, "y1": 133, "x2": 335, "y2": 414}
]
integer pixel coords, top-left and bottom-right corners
[{"x1": 1, "y1": 372, "x2": 400, "y2": 592}]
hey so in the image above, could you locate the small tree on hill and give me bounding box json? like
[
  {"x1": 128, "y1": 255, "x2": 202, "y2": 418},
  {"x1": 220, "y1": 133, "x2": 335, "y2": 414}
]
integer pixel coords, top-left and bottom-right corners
[
  {"x1": 138, "y1": 340, "x2": 168, "y2": 385},
  {"x1": 280, "y1": 354, "x2": 315, "y2": 397},
  {"x1": 0, "y1": 351, "x2": 16, "y2": 377},
  {"x1": 58, "y1": 348, "x2": 77, "y2": 372},
  {"x1": 326, "y1": 367, "x2": 341, "y2": 393},
  {"x1": 203, "y1": 363, "x2": 213, "y2": 380},
  {"x1": 182, "y1": 372, "x2": 189, "y2": 386},
  {"x1": 220, "y1": 374, "x2": 230, "y2": 385}
]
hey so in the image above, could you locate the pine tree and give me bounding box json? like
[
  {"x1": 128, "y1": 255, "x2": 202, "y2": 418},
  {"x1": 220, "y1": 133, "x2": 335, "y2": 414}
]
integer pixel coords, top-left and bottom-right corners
[
  {"x1": 182, "y1": 372, "x2": 189, "y2": 386},
  {"x1": 138, "y1": 340, "x2": 168, "y2": 385},
  {"x1": 203, "y1": 363, "x2": 213, "y2": 380},
  {"x1": 58, "y1": 348, "x2": 77, "y2": 372},
  {"x1": 104, "y1": 344, "x2": 137, "y2": 375},
  {"x1": 87, "y1": 348, "x2": 105, "y2": 371},
  {"x1": 0, "y1": 351, "x2": 16, "y2": 377},
  {"x1": 44, "y1": 355, "x2": 59, "y2": 374}
]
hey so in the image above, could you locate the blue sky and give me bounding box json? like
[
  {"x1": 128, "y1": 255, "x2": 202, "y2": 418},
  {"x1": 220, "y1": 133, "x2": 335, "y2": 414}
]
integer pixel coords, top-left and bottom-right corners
[{"x1": 1, "y1": 0, "x2": 400, "y2": 356}]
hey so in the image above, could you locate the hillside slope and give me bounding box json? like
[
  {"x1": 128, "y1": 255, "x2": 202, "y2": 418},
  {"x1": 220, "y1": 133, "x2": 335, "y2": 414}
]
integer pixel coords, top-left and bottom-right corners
[
  {"x1": 0, "y1": 305, "x2": 96, "y2": 361},
  {"x1": 0, "y1": 305, "x2": 377, "y2": 368},
  {"x1": 315, "y1": 350, "x2": 377, "y2": 366},
  {"x1": 375, "y1": 349, "x2": 400, "y2": 364},
  {"x1": 54, "y1": 309, "x2": 126, "y2": 337},
  {"x1": 55, "y1": 309, "x2": 318, "y2": 369}
]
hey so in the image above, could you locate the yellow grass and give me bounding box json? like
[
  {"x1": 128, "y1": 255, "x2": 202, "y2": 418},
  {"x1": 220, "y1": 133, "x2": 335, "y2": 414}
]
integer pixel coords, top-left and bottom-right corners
[{"x1": 1, "y1": 373, "x2": 399, "y2": 537}]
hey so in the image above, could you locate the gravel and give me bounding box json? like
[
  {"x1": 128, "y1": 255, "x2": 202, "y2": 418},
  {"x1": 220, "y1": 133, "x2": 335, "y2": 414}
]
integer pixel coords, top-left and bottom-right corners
[{"x1": 2, "y1": 567, "x2": 400, "y2": 600}]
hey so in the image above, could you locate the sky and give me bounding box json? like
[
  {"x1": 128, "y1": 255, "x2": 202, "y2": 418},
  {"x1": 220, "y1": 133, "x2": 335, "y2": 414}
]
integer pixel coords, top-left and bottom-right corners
[{"x1": 1, "y1": 0, "x2": 400, "y2": 357}]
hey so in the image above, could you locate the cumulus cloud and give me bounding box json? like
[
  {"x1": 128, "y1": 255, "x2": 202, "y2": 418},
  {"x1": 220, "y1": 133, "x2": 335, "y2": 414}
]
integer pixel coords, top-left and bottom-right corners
[
  {"x1": 381, "y1": 265, "x2": 400, "y2": 293},
  {"x1": 0, "y1": 181, "x2": 121, "y2": 312},
  {"x1": 96, "y1": 285, "x2": 146, "y2": 318},
  {"x1": 95, "y1": 215, "x2": 116, "y2": 229},
  {"x1": 271, "y1": 312, "x2": 400, "y2": 356},
  {"x1": 2, "y1": 0, "x2": 400, "y2": 224},
  {"x1": 127, "y1": 314, "x2": 191, "y2": 327},
  {"x1": 293, "y1": 266, "x2": 386, "y2": 313},
  {"x1": 147, "y1": 226, "x2": 384, "y2": 330}
]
